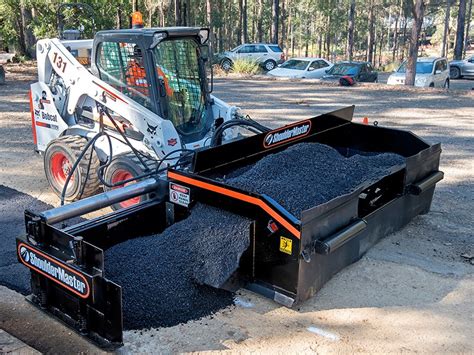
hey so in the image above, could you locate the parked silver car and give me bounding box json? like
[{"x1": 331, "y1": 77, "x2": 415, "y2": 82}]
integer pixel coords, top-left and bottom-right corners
[
  {"x1": 449, "y1": 55, "x2": 474, "y2": 79},
  {"x1": 217, "y1": 43, "x2": 285, "y2": 71}
]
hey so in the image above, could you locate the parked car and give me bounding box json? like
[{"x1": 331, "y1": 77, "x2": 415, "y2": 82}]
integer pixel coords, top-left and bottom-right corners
[
  {"x1": 267, "y1": 57, "x2": 333, "y2": 79},
  {"x1": 215, "y1": 43, "x2": 285, "y2": 71},
  {"x1": 449, "y1": 55, "x2": 474, "y2": 79},
  {"x1": 321, "y1": 61, "x2": 378, "y2": 83},
  {"x1": 387, "y1": 57, "x2": 450, "y2": 88}
]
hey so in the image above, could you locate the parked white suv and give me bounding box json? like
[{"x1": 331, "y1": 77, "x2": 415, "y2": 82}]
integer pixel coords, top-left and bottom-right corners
[
  {"x1": 217, "y1": 43, "x2": 285, "y2": 71},
  {"x1": 387, "y1": 57, "x2": 450, "y2": 88}
]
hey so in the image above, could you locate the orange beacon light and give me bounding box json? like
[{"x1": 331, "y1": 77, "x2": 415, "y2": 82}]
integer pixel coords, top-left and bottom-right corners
[{"x1": 131, "y1": 11, "x2": 144, "y2": 29}]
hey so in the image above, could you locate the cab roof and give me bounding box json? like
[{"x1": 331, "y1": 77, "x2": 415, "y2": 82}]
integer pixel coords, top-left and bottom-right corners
[{"x1": 96, "y1": 27, "x2": 207, "y2": 39}]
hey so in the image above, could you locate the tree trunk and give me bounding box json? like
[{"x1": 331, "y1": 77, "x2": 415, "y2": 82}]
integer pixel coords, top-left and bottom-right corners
[
  {"x1": 238, "y1": 0, "x2": 243, "y2": 44},
  {"x1": 367, "y1": 3, "x2": 375, "y2": 64},
  {"x1": 252, "y1": 0, "x2": 257, "y2": 41},
  {"x1": 441, "y1": 0, "x2": 451, "y2": 57},
  {"x1": 175, "y1": 0, "x2": 181, "y2": 26},
  {"x1": 347, "y1": 0, "x2": 356, "y2": 60},
  {"x1": 326, "y1": 13, "x2": 332, "y2": 59},
  {"x1": 400, "y1": 11, "x2": 408, "y2": 61},
  {"x1": 454, "y1": 0, "x2": 467, "y2": 59},
  {"x1": 281, "y1": 0, "x2": 286, "y2": 48},
  {"x1": 116, "y1": 8, "x2": 123, "y2": 29},
  {"x1": 318, "y1": 33, "x2": 322, "y2": 57},
  {"x1": 242, "y1": 0, "x2": 248, "y2": 43},
  {"x1": 186, "y1": 0, "x2": 192, "y2": 25},
  {"x1": 182, "y1": 1, "x2": 187, "y2": 26},
  {"x1": 20, "y1": 1, "x2": 35, "y2": 58},
  {"x1": 285, "y1": 0, "x2": 292, "y2": 55},
  {"x1": 378, "y1": 24, "x2": 385, "y2": 67},
  {"x1": 464, "y1": 0, "x2": 473, "y2": 57},
  {"x1": 272, "y1": 0, "x2": 279, "y2": 43},
  {"x1": 206, "y1": 0, "x2": 213, "y2": 48},
  {"x1": 392, "y1": 7, "x2": 400, "y2": 61},
  {"x1": 406, "y1": 0, "x2": 425, "y2": 86},
  {"x1": 257, "y1": 0, "x2": 264, "y2": 42},
  {"x1": 132, "y1": 0, "x2": 138, "y2": 12}
]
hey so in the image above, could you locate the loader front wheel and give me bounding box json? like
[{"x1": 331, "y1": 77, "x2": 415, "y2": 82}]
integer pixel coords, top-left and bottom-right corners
[
  {"x1": 44, "y1": 136, "x2": 101, "y2": 202},
  {"x1": 103, "y1": 153, "x2": 157, "y2": 210}
]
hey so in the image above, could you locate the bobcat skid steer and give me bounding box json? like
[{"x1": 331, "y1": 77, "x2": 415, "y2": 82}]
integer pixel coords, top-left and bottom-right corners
[{"x1": 30, "y1": 9, "x2": 260, "y2": 209}]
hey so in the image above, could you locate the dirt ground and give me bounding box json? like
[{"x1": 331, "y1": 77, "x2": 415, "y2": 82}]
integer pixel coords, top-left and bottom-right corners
[{"x1": 0, "y1": 64, "x2": 473, "y2": 354}]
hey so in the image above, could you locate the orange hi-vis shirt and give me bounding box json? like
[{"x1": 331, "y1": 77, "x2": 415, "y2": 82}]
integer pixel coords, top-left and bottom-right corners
[{"x1": 126, "y1": 62, "x2": 173, "y2": 97}]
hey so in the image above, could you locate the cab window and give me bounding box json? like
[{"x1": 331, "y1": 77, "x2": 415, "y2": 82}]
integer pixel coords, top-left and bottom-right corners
[
  {"x1": 152, "y1": 38, "x2": 209, "y2": 139},
  {"x1": 96, "y1": 42, "x2": 152, "y2": 109}
]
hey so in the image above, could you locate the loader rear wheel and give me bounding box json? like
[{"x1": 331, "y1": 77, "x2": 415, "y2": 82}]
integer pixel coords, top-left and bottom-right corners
[
  {"x1": 44, "y1": 135, "x2": 101, "y2": 202},
  {"x1": 103, "y1": 153, "x2": 157, "y2": 210}
]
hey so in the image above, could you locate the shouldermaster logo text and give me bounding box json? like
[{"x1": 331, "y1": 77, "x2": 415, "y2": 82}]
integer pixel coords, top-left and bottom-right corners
[{"x1": 263, "y1": 121, "x2": 311, "y2": 148}]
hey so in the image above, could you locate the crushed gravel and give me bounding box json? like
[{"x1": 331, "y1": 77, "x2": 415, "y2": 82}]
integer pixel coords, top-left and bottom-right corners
[
  {"x1": 105, "y1": 203, "x2": 242, "y2": 330},
  {"x1": 225, "y1": 143, "x2": 405, "y2": 217},
  {"x1": 105, "y1": 142, "x2": 404, "y2": 330}
]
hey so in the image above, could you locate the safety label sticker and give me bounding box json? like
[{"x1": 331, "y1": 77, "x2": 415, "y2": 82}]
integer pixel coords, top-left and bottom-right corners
[
  {"x1": 279, "y1": 236, "x2": 293, "y2": 255},
  {"x1": 169, "y1": 182, "x2": 190, "y2": 207}
]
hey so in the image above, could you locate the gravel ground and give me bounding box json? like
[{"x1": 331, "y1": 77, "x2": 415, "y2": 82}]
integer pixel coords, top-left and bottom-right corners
[{"x1": 0, "y1": 64, "x2": 473, "y2": 353}]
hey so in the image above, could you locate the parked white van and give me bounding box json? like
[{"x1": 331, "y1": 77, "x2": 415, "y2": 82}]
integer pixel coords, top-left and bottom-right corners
[{"x1": 387, "y1": 57, "x2": 450, "y2": 88}]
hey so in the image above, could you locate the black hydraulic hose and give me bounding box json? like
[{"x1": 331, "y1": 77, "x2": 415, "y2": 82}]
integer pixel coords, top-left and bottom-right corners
[
  {"x1": 210, "y1": 119, "x2": 270, "y2": 147},
  {"x1": 154, "y1": 148, "x2": 196, "y2": 175},
  {"x1": 60, "y1": 132, "x2": 103, "y2": 206},
  {"x1": 97, "y1": 147, "x2": 195, "y2": 189},
  {"x1": 101, "y1": 109, "x2": 150, "y2": 171}
]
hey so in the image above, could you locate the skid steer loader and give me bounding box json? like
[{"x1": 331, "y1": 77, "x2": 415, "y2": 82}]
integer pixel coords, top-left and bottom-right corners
[
  {"x1": 31, "y1": 8, "x2": 260, "y2": 209},
  {"x1": 18, "y1": 7, "x2": 444, "y2": 350}
]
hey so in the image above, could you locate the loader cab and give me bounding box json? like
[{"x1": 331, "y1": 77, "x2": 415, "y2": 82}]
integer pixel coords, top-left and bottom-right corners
[{"x1": 91, "y1": 27, "x2": 213, "y2": 143}]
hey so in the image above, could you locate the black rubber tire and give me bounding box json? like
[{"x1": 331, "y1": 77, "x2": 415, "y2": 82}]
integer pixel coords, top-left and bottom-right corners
[
  {"x1": 263, "y1": 60, "x2": 277, "y2": 71},
  {"x1": 103, "y1": 153, "x2": 157, "y2": 210},
  {"x1": 221, "y1": 58, "x2": 233, "y2": 72},
  {"x1": 444, "y1": 79, "x2": 450, "y2": 89},
  {"x1": 429, "y1": 83, "x2": 435, "y2": 88},
  {"x1": 449, "y1": 66, "x2": 461, "y2": 79},
  {"x1": 44, "y1": 135, "x2": 101, "y2": 202}
]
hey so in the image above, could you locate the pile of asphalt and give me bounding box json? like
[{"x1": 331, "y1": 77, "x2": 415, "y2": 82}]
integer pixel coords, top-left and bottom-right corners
[
  {"x1": 105, "y1": 142, "x2": 405, "y2": 330},
  {"x1": 0, "y1": 186, "x2": 52, "y2": 294},
  {"x1": 104, "y1": 203, "x2": 247, "y2": 330},
  {"x1": 225, "y1": 143, "x2": 405, "y2": 217}
]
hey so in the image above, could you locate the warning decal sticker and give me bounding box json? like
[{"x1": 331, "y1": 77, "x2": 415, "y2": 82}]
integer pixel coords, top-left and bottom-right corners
[
  {"x1": 169, "y1": 182, "x2": 190, "y2": 207},
  {"x1": 279, "y1": 236, "x2": 293, "y2": 255}
]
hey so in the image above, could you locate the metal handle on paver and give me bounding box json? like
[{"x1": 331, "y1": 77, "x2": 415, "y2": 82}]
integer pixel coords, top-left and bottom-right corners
[
  {"x1": 409, "y1": 171, "x2": 444, "y2": 196},
  {"x1": 40, "y1": 178, "x2": 160, "y2": 224},
  {"x1": 313, "y1": 219, "x2": 367, "y2": 255}
]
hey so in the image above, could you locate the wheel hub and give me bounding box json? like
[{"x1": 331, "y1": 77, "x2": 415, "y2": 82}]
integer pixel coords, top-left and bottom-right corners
[
  {"x1": 50, "y1": 152, "x2": 74, "y2": 187},
  {"x1": 111, "y1": 169, "x2": 141, "y2": 208}
]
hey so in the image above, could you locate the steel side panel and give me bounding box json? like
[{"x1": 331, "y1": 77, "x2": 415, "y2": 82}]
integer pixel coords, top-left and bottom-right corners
[{"x1": 295, "y1": 185, "x2": 436, "y2": 304}]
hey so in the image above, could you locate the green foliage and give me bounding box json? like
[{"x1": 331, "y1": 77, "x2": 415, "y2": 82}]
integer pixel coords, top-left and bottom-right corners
[{"x1": 231, "y1": 58, "x2": 261, "y2": 75}]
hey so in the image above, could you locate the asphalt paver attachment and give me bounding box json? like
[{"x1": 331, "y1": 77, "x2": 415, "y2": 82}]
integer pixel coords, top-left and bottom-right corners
[{"x1": 15, "y1": 106, "x2": 443, "y2": 348}]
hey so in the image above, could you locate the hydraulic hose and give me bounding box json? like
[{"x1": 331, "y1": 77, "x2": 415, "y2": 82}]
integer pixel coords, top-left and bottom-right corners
[{"x1": 210, "y1": 118, "x2": 270, "y2": 147}]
